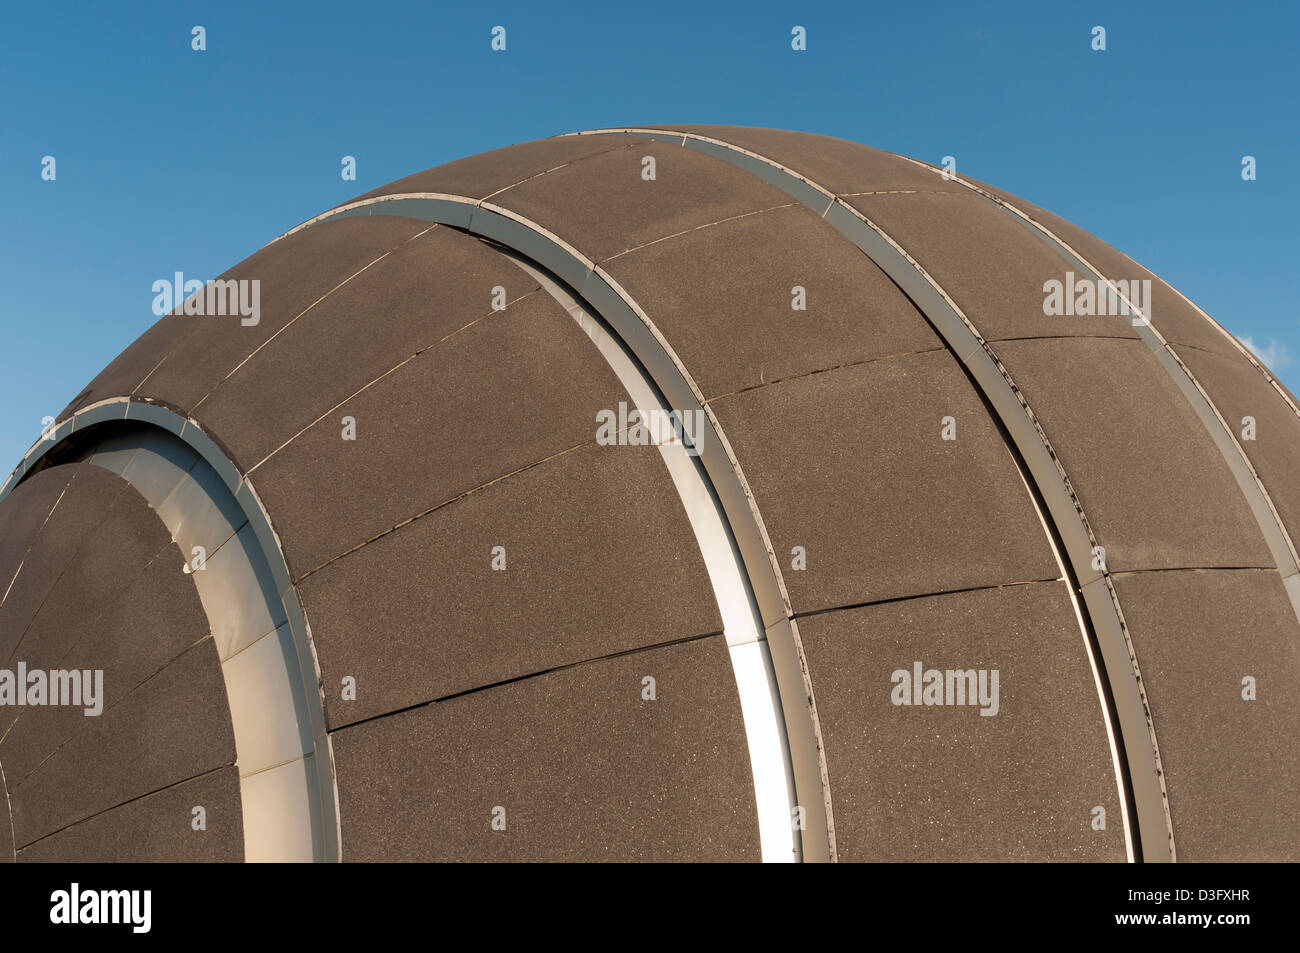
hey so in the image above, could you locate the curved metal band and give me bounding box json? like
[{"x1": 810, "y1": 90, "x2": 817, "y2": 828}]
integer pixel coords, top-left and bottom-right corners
[
  {"x1": 3, "y1": 400, "x2": 339, "y2": 863},
  {"x1": 900, "y1": 158, "x2": 1300, "y2": 632},
  {"x1": 569, "y1": 126, "x2": 1172, "y2": 862},
  {"x1": 275, "y1": 189, "x2": 838, "y2": 862}
]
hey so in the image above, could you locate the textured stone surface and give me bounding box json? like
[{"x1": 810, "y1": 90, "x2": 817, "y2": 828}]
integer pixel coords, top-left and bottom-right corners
[
  {"x1": 196, "y1": 226, "x2": 542, "y2": 471},
  {"x1": 959, "y1": 176, "x2": 1241, "y2": 358},
  {"x1": 16, "y1": 767, "x2": 243, "y2": 863},
  {"x1": 302, "y1": 440, "x2": 721, "y2": 729},
  {"x1": 845, "y1": 190, "x2": 1142, "y2": 342},
  {"x1": 492, "y1": 139, "x2": 794, "y2": 263},
  {"x1": 0, "y1": 530, "x2": 207, "y2": 785},
  {"x1": 0, "y1": 464, "x2": 131, "y2": 666},
  {"x1": 252, "y1": 288, "x2": 627, "y2": 579},
  {"x1": 602, "y1": 202, "x2": 941, "y2": 399},
  {"x1": 134, "y1": 216, "x2": 435, "y2": 414},
  {"x1": 661, "y1": 125, "x2": 969, "y2": 196},
  {"x1": 1112, "y1": 569, "x2": 1300, "y2": 861},
  {"x1": 332, "y1": 635, "x2": 759, "y2": 861},
  {"x1": 800, "y1": 582, "x2": 1126, "y2": 861},
  {"x1": 349, "y1": 133, "x2": 646, "y2": 204},
  {"x1": 8, "y1": 639, "x2": 236, "y2": 848},
  {"x1": 1173, "y1": 343, "x2": 1300, "y2": 548},
  {"x1": 994, "y1": 337, "x2": 1273, "y2": 571},
  {"x1": 712, "y1": 349, "x2": 1059, "y2": 613}
]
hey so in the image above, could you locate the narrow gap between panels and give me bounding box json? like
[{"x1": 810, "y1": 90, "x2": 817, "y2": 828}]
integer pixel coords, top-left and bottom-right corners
[
  {"x1": 7, "y1": 637, "x2": 218, "y2": 790},
  {"x1": 0, "y1": 469, "x2": 80, "y2": 611},
  {"x1": 0, "y1": 532, "x2": 185, "y2": 751},
  {"x1": 867, "y1": 240, "x2": 1145, "y2": 863},
  {"x1": 13, "y1": 762, "x2": 235, "y2": 854},
  {"x1": 328, "y1": 628, "x2": 728, "y2": 736},
  {"x1": 789, "y1": 577, "x2": 1065, "y2": 622},
  {"x1": 1, "y1": 478, "x2": 138, "y2": 671},
  {"x1": 486, "y1": 231, "x2": 802, "y2": 863},
  {"x1": 134, "y1": 223, "x2": 440, "y2": 410},
  {"x1": 479, "y1": 138, "x2": 647, "y2": 203},
  {"x1": 0, "y1": 758, "x2": 16, "y2": 862},
  {"x1": 1108, "y1": 565, "x2": 1278, "y2": 576},
  {"x1": 246, "y1": 288, "x2": 545, "y2": 476},
  {"x1": 703, "y1": 345, "x2": 948, "y2": 404},
  {"x1": 291, "y1": 439, "x2": 591, "y2": 584},
  {"x1": 189, "y1": 225, "x2": 440, "y2": 415},
  {"x1": 599, "y1": 202, "x2": 795, "y2": 263}
]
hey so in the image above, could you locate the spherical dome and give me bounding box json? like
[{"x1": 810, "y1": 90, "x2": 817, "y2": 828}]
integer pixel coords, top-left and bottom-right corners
[{"x1": 2, "y1": 126, "x2": 1297, "y2": 863}]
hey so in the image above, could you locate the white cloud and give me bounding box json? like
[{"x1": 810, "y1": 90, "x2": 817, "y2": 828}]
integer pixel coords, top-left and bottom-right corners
[{"x1": 1240, "y1": 335, "x2": 1292, "y2": 371}]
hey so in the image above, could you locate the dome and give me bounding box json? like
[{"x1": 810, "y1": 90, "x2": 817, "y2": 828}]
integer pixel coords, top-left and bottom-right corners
[{"x1": 2, "y1": 126, "x2": 1297, "y2": 863}]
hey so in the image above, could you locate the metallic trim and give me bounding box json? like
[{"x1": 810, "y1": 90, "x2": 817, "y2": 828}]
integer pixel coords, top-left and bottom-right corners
[
  {"x1": 905, "y1": 159, "x2": 1300, "y2": 627},
  {"x1": 274, "y1": 191, "x2": 837, "y2": 862},
  {"x1": 505, "y1": 252, "x2": 798, "y2": 862},
  {"x1": 5, "y1": 402, "x2": 340, "y2": 863},
  {"x1": 573, "y1": 126, "x2": 1166, "y2": 862}
]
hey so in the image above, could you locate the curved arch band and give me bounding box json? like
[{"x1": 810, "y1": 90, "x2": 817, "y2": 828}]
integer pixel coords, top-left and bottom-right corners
[
  {"x1": 276, "y1": 190, "x2": 838, "y2": 863},
  {"x1": 562, "y1": 127, "x2": 1172, "y2": 862},
  {"x1": 2, "y1": 401, "x2": 339, "y2": 863}
]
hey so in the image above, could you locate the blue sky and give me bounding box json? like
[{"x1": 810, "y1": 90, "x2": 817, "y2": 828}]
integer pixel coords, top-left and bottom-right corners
[{"x1": 2, "y1": 0, "x2": 1296, "y2": 468}]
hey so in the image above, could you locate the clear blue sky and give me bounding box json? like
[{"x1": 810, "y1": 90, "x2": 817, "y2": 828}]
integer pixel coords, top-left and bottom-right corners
[{"x1": 2, "y1": 0, "x2": 1296, "y2": 469}]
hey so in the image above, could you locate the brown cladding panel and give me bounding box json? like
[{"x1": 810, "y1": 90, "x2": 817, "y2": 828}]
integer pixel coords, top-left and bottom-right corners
[
  {"x1": 800, "y1": 582, "x2": 1126, "y2": 861},
  {"x1": 0, "y1": 762, "x2": 11, "y2": 862},
  {"x1": 0, "y1": 532, "x2": 207, "y2": 786},
  {"x1": 16, "y1": 767, "x2": 243, "y2": 863},
  {"x1": 331, "y1": 635, "x2": 759, "y2": 861},
  {"x1": 660, "y1": 125, "x2": 970, "y2": 196},
  {"x1": 492, "y1": 140, "x2": 796, "y2": 263},
  {"x1": 602, "y1": 203, "x2": 941, "y2": 399},
  {"x1": 711, "y1": 349, "x2": 1060, "y2": 613},
  {"x1": 252, "y1": 289, "x2": 629, "y2": 579},
  {"x1": 195, "y1": 226, "x2": 542, "y2": 471},
  {"x1": 1173, "y1": 344, "x2": 1300, "y2": 550},
  {"x1": 1112, "y1": 569, "x2": 1300, "y2": 860},
  {"x1": 135, "y1": 216, "x2": 434, "y2": 414},
  {"x1": 0, "y1": 465, "x2": 131, "y2": 665},
  {"x1": 0, "y1": 471, "x2": 174, "y2": 742},
  {"x1": 300, "y1": 441, "x2": 721, "y2": 730},
  {"x1": 844, "y1": 190, "x2": 1142, "y2": 343},
  {"x1": 993, "y1": 337, "x2": 1272, "y2": 571},
  {"x1": 8, "y1": 639, "x2": 236, "y2": 849},
  {"x1": 348, "y1": 133, "x2": 648, "y2": 204},
  {"x1": 959, "y1": 176, "x2": 1241, "y2": 358},
  {"x1": 0, "y1": 464, "x2": 79, "y2": 602}
]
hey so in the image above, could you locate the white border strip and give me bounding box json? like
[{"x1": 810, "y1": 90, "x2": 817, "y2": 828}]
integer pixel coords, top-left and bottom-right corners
[{"x1": 508, "y1": 255, "x2": 798, "y2": 862}]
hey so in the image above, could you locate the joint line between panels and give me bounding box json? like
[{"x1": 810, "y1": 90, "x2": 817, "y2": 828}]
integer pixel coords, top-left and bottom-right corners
[
  {"x1": 12, "y1": 763, "x2": 234, "y2": 855},
  {"x1": 645, "y1": 128, "x2": 1167, "y2": 862},
  {"x1": 329, "y1": 628, "x2": 728, "y2": 735},
  {"x1": 292, "y1": 440, "x2": 591, "y2": 584}
]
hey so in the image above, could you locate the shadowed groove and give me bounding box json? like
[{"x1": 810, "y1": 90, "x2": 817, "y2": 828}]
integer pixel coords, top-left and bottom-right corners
[
  {"x1": 577, "y1": 125, "x2": 1164, "y2": 862},
  {"x1": 4, "y1": 407, "x2": 341, "y2": 863},
  {"x1": 271, "y1": 186, "x2": 838, "y2": 863},
  {"x1": 900, "y1": 155, "x2": 1300, "y2": 635}
]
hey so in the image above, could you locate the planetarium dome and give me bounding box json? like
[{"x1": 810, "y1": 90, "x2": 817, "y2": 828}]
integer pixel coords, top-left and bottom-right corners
[{"x1": 1, "y1": 126, "x2": 1297, "y2": 863}]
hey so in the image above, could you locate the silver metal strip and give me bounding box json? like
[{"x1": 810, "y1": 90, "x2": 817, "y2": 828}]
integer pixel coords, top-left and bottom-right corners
[
  {"x1": 270, "y1": 191, "x2": 837, "y2": 862},
  {"x1": 505, "y1": 252, "x2": 798, "y2": 862},
  {"x1": 6, "y1": 403, "x2": 339, "y2": 863},
  {"x1": 907, "y1": 158, "x2": 1300, "y2": 611},
  {"x1": 569, "y1": 126, "x2": 1166, "y2": 862}
]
